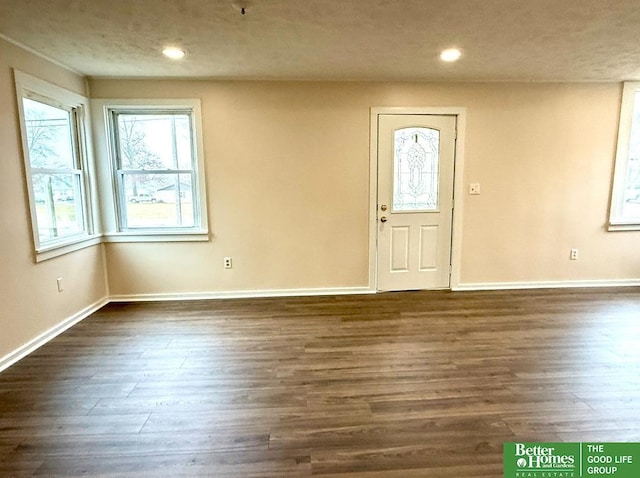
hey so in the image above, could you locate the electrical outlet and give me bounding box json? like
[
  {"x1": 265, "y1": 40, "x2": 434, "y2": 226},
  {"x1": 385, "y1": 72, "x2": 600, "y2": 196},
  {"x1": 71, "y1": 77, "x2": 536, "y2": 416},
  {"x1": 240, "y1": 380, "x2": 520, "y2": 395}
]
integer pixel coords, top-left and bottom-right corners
[
  {"x1": 56, "y1": 277, "x2": 64, "y2": 292},
  {"x1": 570, "y1": 249, "x2": 579, "y2": 260},
  {"x1": 223, "y1": 257, "x2": 232, "y2": 269},
  {"x1": 469, "y1": 183, "x2": 481, "y2": 195}
]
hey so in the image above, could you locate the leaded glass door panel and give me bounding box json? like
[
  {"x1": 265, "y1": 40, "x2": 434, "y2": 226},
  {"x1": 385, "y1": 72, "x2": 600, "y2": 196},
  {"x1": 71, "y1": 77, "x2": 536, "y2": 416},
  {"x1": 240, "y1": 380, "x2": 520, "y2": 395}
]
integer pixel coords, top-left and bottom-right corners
[
  {"x1": 377, "y1": 114, "x2": 456, "y2": 291},
  {"x1": 393, "y1": 127, "x2": 440, "y2": 211}
]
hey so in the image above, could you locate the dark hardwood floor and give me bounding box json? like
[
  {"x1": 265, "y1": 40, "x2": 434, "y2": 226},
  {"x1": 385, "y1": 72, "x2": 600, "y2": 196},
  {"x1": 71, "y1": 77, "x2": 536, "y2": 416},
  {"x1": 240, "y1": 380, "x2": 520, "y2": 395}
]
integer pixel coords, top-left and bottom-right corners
[{"x1": 1, "y1": 288, "x2": 640, "y2": 477}]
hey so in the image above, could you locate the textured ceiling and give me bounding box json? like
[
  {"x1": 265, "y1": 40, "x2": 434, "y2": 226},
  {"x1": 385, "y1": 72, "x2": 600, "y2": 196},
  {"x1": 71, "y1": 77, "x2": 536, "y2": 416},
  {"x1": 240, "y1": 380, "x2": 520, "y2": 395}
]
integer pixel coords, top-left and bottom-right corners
[{"x1": 1, "y1": 0, "x2": 640, "y2": 81}]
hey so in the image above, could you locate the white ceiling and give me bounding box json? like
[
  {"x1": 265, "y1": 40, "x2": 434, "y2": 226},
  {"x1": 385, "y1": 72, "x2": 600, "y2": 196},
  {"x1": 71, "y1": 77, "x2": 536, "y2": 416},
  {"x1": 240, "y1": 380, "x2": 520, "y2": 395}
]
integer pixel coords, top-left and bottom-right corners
[{"x1": 1, "y1": 0, "x2": 640, "y2": 81}]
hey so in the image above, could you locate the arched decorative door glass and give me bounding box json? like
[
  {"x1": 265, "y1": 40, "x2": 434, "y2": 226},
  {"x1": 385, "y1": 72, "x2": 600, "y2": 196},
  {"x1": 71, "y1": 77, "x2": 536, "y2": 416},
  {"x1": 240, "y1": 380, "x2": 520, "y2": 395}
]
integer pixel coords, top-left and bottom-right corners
[{"x1": 392, "y1": 127, "x2": 440, "y2": 211}]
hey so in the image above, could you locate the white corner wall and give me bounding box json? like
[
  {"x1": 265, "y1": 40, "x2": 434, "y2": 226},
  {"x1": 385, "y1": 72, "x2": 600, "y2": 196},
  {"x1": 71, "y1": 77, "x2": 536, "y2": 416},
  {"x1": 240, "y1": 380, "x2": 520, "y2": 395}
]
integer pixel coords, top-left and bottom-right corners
[{"x1": 0, "y1": 37, "x2": 108, "y2": 368}]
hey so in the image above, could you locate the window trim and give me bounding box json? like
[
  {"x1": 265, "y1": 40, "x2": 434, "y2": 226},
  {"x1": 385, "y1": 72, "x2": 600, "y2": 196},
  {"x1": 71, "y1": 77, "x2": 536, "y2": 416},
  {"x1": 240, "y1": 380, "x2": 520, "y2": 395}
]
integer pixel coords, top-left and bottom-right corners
[
  {"x1": 14, "y1": 70, "x2": 100, "y2": 261},
  {"x1": 91, "y1": 98, "x2": 209, "y2": 242},
  {"x1": 609, "y1": 81, "x2": 640, "y2": 231}
]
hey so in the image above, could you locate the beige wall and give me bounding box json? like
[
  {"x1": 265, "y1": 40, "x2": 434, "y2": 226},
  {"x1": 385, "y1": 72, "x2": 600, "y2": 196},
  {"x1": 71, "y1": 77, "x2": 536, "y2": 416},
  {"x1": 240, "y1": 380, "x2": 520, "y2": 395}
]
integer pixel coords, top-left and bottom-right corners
[
  {"x1": 89, "y1": 79, "x2": 640, "y2": 295},
  {"x1": 0, "y1": 38, "x2": 108, "y2": 361},
  {"x1": 95, "y1": 81, "x2": 372, "y2": 295}
]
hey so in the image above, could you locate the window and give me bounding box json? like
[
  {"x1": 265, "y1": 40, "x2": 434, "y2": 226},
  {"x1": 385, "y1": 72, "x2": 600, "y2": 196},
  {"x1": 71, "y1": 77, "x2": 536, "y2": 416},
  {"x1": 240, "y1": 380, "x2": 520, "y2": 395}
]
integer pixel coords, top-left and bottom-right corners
[
  {"x1": 112, "y1": 111, "x2": 198, "y2": 229},
  {"x1": 93, "y1": 99, "x2": 208, "y2": 241},
  {"x1": 610, "y1": 82, "x2": 640, "y2": 230},
  {"x1": 15, "y1": 71, "x2": 98, "y2": 260}
]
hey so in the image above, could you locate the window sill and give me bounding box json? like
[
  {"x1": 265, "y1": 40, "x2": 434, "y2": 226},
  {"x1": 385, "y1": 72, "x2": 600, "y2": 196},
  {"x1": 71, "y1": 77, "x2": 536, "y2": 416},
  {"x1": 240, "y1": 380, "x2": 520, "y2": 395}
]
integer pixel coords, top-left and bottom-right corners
[
  {"x1": 102, "y1": 231, "x2": 209, "y2": 243},
  {"x1": 34, "y1": 231, "x2": 210, "y2": 261},
  {"x1": 608, "y1": 222, "x2": 640, "y2": 232},
  {"x1": 35, "y1": 235, "x2": 103, "y2": 262}
]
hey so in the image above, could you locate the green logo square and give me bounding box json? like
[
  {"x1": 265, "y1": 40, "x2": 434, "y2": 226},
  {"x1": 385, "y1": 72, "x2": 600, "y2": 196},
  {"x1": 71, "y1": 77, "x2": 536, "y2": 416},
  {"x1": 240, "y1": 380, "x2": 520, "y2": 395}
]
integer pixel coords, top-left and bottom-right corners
[{"x1": 504, "y1": 442, "x2": 579, "y2": 477}]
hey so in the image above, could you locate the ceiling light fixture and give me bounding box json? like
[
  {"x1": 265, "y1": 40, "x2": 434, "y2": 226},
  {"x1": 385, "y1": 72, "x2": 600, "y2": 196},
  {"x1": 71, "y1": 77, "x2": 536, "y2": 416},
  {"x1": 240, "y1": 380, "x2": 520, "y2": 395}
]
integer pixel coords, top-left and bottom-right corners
[
  {"x1": 440, "y1": 48, "x2": 462, "y2": 62},
  {"x1": 162, "y1": 47, "x2": 186, "y2": 60}
]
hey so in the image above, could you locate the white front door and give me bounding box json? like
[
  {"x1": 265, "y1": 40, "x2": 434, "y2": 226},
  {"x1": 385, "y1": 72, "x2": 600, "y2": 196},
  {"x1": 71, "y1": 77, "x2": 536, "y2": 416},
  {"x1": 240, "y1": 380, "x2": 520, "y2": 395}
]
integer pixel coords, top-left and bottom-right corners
[{"x1": 376, "y1": 114, "x2": 456, "y2": 291}]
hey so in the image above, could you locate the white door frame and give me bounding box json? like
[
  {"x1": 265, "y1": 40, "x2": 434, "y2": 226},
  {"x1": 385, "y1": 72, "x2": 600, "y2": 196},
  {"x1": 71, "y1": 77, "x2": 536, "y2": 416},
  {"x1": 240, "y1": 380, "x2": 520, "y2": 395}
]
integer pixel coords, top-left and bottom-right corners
[{"x1": 368, "y1": 107, "x2": 467, "y2": 291}]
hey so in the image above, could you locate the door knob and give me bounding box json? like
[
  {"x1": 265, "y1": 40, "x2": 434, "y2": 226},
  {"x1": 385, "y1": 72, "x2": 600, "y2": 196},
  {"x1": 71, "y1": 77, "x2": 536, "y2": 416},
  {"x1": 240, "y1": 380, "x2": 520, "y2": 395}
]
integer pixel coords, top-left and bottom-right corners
[{"x1": 380, "y1": 216, "x2": 387, "y2": 222}]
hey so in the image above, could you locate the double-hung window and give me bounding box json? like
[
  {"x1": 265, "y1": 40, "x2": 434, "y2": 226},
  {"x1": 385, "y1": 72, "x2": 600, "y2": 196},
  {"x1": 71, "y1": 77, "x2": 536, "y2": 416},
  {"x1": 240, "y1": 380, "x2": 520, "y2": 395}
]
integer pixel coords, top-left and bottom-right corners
[
  {"x1": 610, "y1": 82, "x2": 640, "y2": 230},
  {"x1": 94, "y1": 99, "x2": 208, "y2": 240},
  {"x1": 15, "y1": 71, "x2": 97, "y2": 260}
]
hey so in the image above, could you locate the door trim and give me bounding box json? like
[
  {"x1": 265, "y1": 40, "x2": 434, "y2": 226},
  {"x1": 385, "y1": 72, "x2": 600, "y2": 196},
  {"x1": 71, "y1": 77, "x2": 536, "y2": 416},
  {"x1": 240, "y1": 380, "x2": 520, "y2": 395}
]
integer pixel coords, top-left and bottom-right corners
[{"x1": 368, "y1": 107, "x2": 467, "y2": 291}]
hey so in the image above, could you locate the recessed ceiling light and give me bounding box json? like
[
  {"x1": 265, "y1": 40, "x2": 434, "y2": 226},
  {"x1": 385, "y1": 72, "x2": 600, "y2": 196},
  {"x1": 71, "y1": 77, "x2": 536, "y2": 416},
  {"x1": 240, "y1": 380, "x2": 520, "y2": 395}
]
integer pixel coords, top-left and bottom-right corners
[
  {"x1": 440, "y1": 48, "x2": 462, "y2": 62},
  {"x1": 162, "y1": 47, "x2": 186, "y2": 60}
]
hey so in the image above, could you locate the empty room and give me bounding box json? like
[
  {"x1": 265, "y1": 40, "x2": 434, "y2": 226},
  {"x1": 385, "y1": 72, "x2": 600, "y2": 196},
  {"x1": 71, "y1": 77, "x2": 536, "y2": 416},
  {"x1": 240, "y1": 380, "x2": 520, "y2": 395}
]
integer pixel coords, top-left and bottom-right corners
[{"x1": 1, "y1": 1, "x2": 640, "y2": 476}]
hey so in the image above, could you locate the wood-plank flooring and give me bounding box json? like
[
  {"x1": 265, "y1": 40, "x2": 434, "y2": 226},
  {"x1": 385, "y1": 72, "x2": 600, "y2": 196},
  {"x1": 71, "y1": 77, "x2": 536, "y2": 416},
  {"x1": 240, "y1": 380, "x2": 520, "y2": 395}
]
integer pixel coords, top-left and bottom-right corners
[{"x1": 1, "y1": 288, "x2": 640, "y2": 476}]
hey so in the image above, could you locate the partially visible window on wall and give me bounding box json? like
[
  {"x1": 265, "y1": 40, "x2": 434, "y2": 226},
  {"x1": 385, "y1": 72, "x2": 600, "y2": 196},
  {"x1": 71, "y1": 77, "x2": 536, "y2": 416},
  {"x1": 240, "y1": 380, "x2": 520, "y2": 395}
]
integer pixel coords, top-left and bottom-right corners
[
  {"x1": 610, "y1": 82, "x2": 640, "y2": 230},
  {"x1": 108, "y1": 107, "x2": 206, "y2": 232},
  {"x1": 15, "y1": 71, "x2": 96, "y2": 260}
]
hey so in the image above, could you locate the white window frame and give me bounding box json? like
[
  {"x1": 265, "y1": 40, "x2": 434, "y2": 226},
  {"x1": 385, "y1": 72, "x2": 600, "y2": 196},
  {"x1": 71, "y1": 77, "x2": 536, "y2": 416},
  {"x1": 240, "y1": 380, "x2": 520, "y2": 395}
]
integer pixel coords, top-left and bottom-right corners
[
  {"x1": 14, "y1": 70, "x2": 100, "y2": 262},
  {"x1": 92, "y1": 99, "x2": 208, "y2": 242},
  {"x1": 609, "y1": 81, "x2": 640, "y2": 231}
]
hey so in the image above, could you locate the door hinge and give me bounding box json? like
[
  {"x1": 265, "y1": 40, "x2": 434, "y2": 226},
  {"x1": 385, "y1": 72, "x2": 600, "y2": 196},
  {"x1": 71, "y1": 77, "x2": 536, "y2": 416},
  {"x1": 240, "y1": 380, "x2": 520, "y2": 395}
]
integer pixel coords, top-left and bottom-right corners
[{"x1": 454, "y1": 129, "x2": 458, "y2": 140}]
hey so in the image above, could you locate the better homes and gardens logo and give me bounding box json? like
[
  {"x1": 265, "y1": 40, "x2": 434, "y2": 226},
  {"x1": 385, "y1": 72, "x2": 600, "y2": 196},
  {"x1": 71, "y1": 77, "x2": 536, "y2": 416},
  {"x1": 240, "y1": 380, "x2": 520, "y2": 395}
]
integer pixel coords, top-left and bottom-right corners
[{"x1": 507, "y1": 442, "x2": 577, "y2": 477}]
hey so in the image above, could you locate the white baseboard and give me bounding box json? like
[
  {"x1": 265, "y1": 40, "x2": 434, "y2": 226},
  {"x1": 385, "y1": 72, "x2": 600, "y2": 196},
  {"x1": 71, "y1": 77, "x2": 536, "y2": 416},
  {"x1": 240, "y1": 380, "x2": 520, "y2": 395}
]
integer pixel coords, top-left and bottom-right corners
[
  {"x1": 109, "y1": 286, "x2": 376, "y2": 302},
  {"x1": 0, "y1": 297, "x2": 109, "y2": 373},
  {"x1": 453, "y1": 279, "x2": 640, "y2": 291}
]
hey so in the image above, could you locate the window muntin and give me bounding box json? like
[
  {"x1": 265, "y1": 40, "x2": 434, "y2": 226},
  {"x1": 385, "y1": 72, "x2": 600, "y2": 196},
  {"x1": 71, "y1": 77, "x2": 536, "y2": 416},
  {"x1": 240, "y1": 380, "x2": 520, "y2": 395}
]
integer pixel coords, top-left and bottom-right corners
[
  {"x1": 610, "y1": 82, "x2": 640, "y2": 229},
  {"x1": 110, "y1": 110, "x2": 201, "y2": 231}
]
